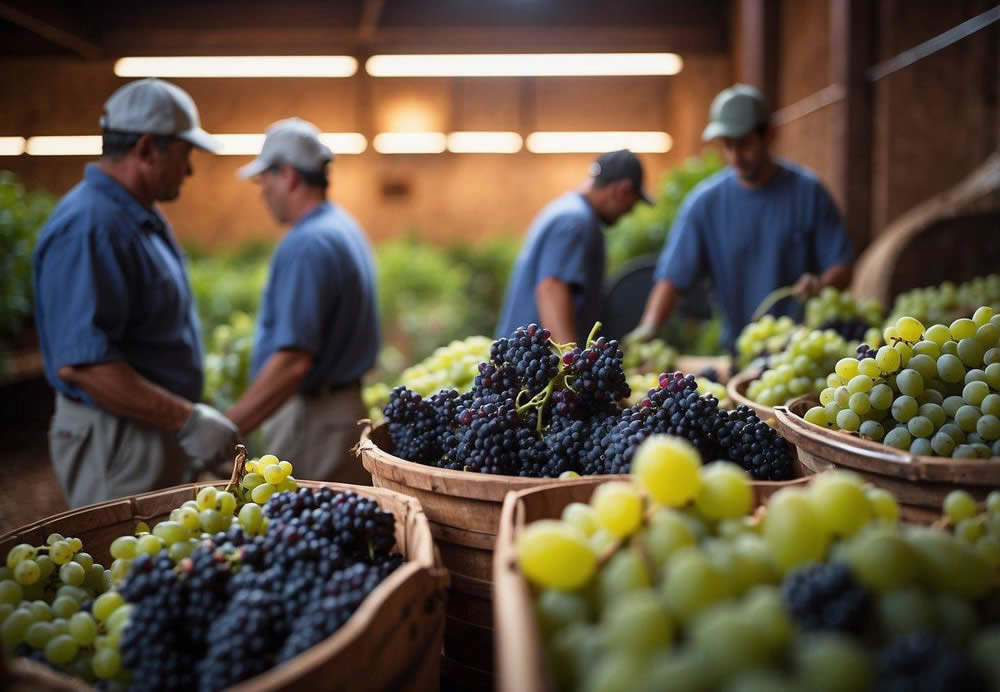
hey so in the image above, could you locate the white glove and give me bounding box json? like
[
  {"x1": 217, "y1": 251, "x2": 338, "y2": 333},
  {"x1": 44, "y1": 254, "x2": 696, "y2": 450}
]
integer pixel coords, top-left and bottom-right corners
[
  {"x1": 177, "y1": 403, "x2": 239, "y2": 470},
  {"x1": 624, "y1": 322, "x2": 657, "y2": 344}
]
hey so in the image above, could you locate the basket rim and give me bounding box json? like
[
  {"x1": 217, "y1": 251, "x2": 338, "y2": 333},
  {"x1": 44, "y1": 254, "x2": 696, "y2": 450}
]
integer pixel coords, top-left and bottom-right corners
[{"x1": 726, "y1": 367, "x2": 777, "y2": 421}]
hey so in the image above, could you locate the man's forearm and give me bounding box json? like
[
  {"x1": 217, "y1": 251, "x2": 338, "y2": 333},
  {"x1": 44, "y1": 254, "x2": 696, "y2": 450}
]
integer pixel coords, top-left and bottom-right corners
[
  {"x1": 639, "y1": 279, "x2": 681, "y2": 328},
  {"x1": 536, "y1": 277, "x2": 577, "y2": 344},
  {"x1": 820, "y1": 263, "x2": 852, "y2": 290},
  {"x1": 57, "y1": 361, "x2": 193, "y2": 432},
  {"x1": 226, "y1": 349, "x2": 312, "y2": 435}
]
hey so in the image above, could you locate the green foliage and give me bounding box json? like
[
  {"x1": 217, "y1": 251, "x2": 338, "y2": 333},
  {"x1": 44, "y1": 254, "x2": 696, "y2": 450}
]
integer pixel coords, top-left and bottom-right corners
[
  {"x1": 0, "y1": 171, "x2": 55, "y2": 338},
  {"x1": 188, "y1": 254, "x2": 269, "y2": 339},
  {"x1": 202, "y1": 311, "x2": 254, "y2": 410},
  {"x1": 605, "y1": 151, "x2": 724, "y2": 275}
]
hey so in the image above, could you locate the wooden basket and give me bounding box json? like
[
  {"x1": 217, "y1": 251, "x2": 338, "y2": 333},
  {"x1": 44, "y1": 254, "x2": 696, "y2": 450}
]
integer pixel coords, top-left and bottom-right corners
[
  {"x1": 773, "y1": 405, "x2": 1000, "y2": 524},
  {"x1": 725, "y1": 368, "x2": 776, "y2": 422},
  {"x1": 492, "y1": 475, "x2": 812, "y2": 692},
  {"x1": 0, "y1": 480, "x2": 449, "y2": 692}
]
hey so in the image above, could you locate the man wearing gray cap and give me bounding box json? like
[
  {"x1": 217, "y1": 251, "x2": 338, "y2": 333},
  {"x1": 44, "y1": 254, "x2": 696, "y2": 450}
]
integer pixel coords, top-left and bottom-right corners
[
  {"x1": 496, "y1": 149, "x2": 650, "y2": 345},
  {"x1": 226, "y1": 118, "x2": 378, "y2": 484},
  {"x1": 628, "y1": 84, "x2": 854, "y2": 348},
  {"x1": 33, "y1": 78, "x2": 240, "y2": 507}
]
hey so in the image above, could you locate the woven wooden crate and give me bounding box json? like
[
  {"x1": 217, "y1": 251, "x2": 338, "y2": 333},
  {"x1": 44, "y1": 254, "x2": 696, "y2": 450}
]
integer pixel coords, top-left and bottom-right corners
[
  {"x1": 0, "y1": 481, "x2": 449, "y2": 692},
  {"x1": 774, "y1": 405, "x2": 1000, "y2": 524}
]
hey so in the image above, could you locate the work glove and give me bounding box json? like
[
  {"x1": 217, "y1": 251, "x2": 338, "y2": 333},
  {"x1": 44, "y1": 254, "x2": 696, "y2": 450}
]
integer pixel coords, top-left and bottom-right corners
[
  {"x1": 624, "y1": 322, "x2": 658, "y2": 344},
  {"x1": 177, "y1": 403, "x2": 240, "y2": 476}
]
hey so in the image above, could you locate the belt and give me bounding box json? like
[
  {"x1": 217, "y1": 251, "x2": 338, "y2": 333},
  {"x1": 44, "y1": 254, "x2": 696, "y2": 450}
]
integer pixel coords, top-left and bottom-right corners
[{"x1": 62, "y1": 392, "x2": 87, "y2": 405}]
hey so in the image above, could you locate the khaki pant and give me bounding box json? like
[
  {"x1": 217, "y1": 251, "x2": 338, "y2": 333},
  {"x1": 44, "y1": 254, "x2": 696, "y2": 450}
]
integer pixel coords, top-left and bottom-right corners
[
  {"x1": 48, "y1": 394, "x2": 190, "y2": 508},
  {"x1": 261, "y1": 385, "x2": 370, "y2": 485}
]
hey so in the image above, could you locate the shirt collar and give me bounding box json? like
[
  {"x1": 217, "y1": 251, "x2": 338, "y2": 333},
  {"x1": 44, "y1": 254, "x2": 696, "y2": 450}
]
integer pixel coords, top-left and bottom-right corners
[
  {"x1": 84, "y1": 163, "x2": 166, "y2": 231},
  {"x1": 290, "y1": 200, "x2": 332, "y2": 231}
]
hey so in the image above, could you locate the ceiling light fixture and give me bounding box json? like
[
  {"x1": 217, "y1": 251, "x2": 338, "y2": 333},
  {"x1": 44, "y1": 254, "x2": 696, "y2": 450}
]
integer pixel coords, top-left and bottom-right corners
[
  {"x1": 0, "y1": 137, "x2": 26, "y2": 156},
  {"x1": 25, "y1": 136, "x2": 103, "y2": 156},
  {"x1": 366, "y1": 53, "x2": 683, "y2": 78},
  {"x1": 525, "y1": 131, "x2": 672, "y2": 154},
  {"x1": 446, "y1": 131, "x2": 522, "y2": 154},
  {"x1": 373, "y1": 132, "x2": 447, "y2": 154},
  {"x1": 114, "y1": 56, "x2": 359, "y2": 78}
]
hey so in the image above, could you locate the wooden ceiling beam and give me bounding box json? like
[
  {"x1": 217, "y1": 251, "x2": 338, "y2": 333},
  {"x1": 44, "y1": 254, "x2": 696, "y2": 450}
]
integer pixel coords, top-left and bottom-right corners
[
  {"x1": 0, "y1": 1, "x2": 100, "y2": 58},
  {"x1": 359, "y1": 0, "x2": 387, "y2": 44}
]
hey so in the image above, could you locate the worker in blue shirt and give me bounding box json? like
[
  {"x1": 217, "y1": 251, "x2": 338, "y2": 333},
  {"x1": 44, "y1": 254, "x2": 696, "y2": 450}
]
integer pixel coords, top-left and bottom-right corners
[
  {"x1": 628, "y1": 85, "x2": 854, "y2": 349},
  {"x1": 496, "y1": 149, "x2": 650, "y2": 345},
  {"x1": 33, "y1": 78, "x2": 239, "y2": 508},
  {"x1": 226, "y1": 118, "x2": 379, "y2": 484}
]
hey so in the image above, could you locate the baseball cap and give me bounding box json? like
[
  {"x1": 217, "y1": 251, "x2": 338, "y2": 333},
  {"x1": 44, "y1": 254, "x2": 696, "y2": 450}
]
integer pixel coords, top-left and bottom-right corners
[
  {"x1": 702, "y1": 84, "x2": 770, "y2": 141},
  {"x1": 589, "y1": 149, "x2": 652, "y2": 204},
  {"x1": 100, "y1": 78, "x2": 220, "y2": 153},
  {"x1": 237, "y1": 118, "x2": 333, "y2": 179}
]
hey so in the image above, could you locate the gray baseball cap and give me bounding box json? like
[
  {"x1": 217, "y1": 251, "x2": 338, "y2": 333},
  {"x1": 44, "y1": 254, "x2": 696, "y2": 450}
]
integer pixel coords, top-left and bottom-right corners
[
  {"x1": 237, "y1": 118, "x2": 333, "y2": 179},
  {"x1": 100, "y1": 78, "x2": 220, "y2": 153},
  {"x1": 589, "y1": 149, "x2": 652, "y2": 204},
  {"x1": 702, "y1": 84, "x2": 770, "y2": 141}
]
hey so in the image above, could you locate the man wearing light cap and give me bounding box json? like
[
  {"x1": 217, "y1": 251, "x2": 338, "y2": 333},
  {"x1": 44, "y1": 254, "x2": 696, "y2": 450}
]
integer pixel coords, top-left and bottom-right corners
[
  {"x1": 629, "y1": 84, "x2": 854, "y2": 348},
  {"x1": 496, "y1": 149, "x2": 650, "y2": 345},
  {"x1": 33, "y1": 78, "x2": 239, "y2": 507},
  {"x1": 226, "y1": 118, "x2": 378, "y2": 484}
]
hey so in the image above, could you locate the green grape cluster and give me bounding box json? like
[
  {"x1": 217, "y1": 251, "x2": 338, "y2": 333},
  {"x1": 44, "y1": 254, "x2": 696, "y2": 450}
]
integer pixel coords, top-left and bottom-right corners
[
  {"x1": 363, "y1": 335, "x2": 493, "y2": 421},
  {"x1": 202, "y1": 310, "x2": 255, "y2": 410},
  {"x1": 805, "y1": 287, "x2": 884, "y2": 331},
  {"x1": 517, "y1": 444, "x2": 1000, "y2": 691},
  {"x1": 887, "y1": 274, "x2": 1000, "y2": 328},
  {"x1": 735, "y1": 315, "x2": 799, "y2": 370},
  {"x1": 622, "y1": 339, "x2": 678, "y2": 375},
  {"x1": 941, "y1": 490, "x2": 1000, "y2": 567},
  {"x1": 1, "y1": 533, "x2": 125, "y2": 683},
  {"x1": 746, "y1": 328, "x2": 856, "y2": 408},
  {"x1": 236, "y1": 453, "x2": 298, "y2": 506},
  {"x1": 805, "y1": 307, "x2": 1000, "y2": 458}
]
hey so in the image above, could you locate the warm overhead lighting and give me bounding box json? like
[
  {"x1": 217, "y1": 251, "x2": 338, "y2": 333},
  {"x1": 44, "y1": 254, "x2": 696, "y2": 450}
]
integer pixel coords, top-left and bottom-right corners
[
  {"x1": 0, "y1": 137, "x2": 25, "y2": 156},
  {"x1": 373, "y1": 132, "x2": 447, "y2": 154},
  {"x1": 26, "y1": 136, "x2": 103, "y2": 156},
  {"x1": 114, "y1": 56, "x2": 359, "y2": 78},
  {"x1": 447, "y1": 131, "x2": 522, "y2": 154},
  {"x1": 214, "y1": 133, "x2": 368, "y2": 156},
  {"x1": 366, "y1": 53, "x2": 683, "y2": 78},
  {"x1": 525, "y1": 131, "x2": 672, "y2": 154}
]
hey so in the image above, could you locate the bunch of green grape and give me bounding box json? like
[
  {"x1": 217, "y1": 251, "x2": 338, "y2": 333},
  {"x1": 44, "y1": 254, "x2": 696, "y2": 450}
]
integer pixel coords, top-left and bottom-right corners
[
  {"x1": 887, "y1": 274, "x2": 1000, "y2": 327},
  {"x1": 236, "y1": 453, "x2": 298, "y2": 505},
  {"x1": 202, "y1": 310, "x2": 255, "y2": 411},
  {"x1": 805, "y1": 287, "x2": 884, "y2": 332},
  {"x1": 804, "y1": 307, "x2": 1000, "y2": 458},
  {"x1": 746, "y1": 328, "x2": 857, "y2": 407},
  {"x1": 622, "y1": 339, "x2": 678, "y2": 375},
  {"x1": 1, "y1": 534, "x2": 125, "y2": 682},
  {"x1": 363, "y1": 335, "x2": 492, "y2": 421},
  {"x1": 625, "y1": 372, "x2": 730, "y2": 409},
  {"x1": 735, "y1": 315, "x2": 799, "y2": 370},
  {"x1": 941, "y1": 489, "x2": 1000, "y2": 563},
  {"x1": 516, "y1": 437, "x2": 1000, "y2": 691}
]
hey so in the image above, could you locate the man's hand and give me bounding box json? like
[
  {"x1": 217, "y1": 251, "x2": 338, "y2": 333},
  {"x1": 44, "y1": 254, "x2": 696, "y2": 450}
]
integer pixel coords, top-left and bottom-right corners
[
  {"x1": 624, "y1": 322, "x2": 657, "y2": 344},
  {"x1": 177, "y1": 404, "x2": 240, "y2": 470},
  {"x1": 794, "y1": 273, "x2": 823, "y2": 300}
]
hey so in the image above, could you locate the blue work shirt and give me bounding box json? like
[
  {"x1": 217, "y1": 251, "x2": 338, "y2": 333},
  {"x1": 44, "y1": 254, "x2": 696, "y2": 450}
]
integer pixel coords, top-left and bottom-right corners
[
  {"x1": 654, "y1": 160, "x2": 854, "y2": 347},
  {"x1": 33, "y1": 164, "x2": 204, "y2": 406},
  {"x1": 496, "y1": 192, "x2": 605, "y2": 345},
  {"x1": 250, "y1": 201, "x2": 380, "y2": 393}
]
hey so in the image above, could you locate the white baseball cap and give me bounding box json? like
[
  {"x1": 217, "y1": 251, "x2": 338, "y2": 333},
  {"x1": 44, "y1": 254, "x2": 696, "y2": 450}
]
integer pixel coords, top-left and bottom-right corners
[
  {"x1": 237, "y1": 118, "x2": 333, "y2": 179},
  {"x1": 100, "y1": 78, "x2": 220, "y2": 153}
]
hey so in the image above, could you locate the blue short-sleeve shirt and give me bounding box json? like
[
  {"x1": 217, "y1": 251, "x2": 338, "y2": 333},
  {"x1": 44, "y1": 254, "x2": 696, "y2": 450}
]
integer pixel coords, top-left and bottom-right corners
[
  {"x1": 33, "y1": 164, "x2": 204, "y2": 406},
  {"x1": 250, "y1": 201, "x2": 380, "y2": 392},
  {"x1": 495, "y1": 192, "x2": 605, "y2": 345},
  {"x1": 654, "y1": 161, "x2": 854, "y2": 347}
]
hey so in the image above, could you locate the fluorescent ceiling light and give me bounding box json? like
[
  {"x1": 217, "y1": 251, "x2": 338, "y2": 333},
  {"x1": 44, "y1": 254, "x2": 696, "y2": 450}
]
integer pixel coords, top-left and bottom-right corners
[
  {"x1": 0, "y1": 137, "x2": 25, "y2": 156},
  {"x1": 214, "y1": 133, "x2": 367, "y2": 155},
  {"x1": 526, "y1": 131, "x2": 672, "y2": 154},
  {"x1": 447, "y1": 131, "x2": 522, "y2": 154},
  {"x1": 366, "y1": 53, "x2": 683, "y2": 78},
  {"x1": 114, "y1": 56, "x2": 358, "y2": 78},
  {"x1": 26, "y1": 136, "x2": 103, "y2": 156},
  {"x1": 373, "y1": 132, "x2": 447, "y2": 154}
]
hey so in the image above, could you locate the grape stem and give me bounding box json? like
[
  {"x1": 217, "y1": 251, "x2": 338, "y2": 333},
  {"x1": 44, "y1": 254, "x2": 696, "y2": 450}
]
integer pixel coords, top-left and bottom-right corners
[{"x1": 750, "y1": 286, "x2": 797, "y2": 322}]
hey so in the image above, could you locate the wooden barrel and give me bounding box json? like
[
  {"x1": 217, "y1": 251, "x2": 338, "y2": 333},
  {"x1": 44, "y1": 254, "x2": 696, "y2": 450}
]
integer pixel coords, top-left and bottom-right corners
[
  {"x1": 492, "y1": 474, "x2": 813, "y2": 692},
  {"x1": 0, "y1": 481, "x2": 449, "y2": 692},
  {"x1": 773, "y1": 405, "x2": 1000, "y2": 524}
]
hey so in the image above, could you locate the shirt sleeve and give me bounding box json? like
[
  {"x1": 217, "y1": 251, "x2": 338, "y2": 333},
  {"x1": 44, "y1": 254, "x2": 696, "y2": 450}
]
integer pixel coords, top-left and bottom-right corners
[
  {"x1": 812, "y1": 183, "x2": 855, "y2": 270},
  {"x1": 534, "y1": 215, "x2": 592, "y2": 289},
  {"x1": 35, "y1": 225, "x2": 130, "y2": 369},
  {"x1": 261, "y1": 236, "x2": 334, "y2": 355},
  {"x1": 653, "y1": 195, "x2": 705, "y2": 291}
]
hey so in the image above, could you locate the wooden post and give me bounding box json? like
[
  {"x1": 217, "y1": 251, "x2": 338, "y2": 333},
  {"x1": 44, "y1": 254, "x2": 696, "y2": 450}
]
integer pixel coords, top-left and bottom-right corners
[
  {"x1": 830, "y1": 0, "x2": 875, "y2": 252},
  {"x1": 739, "y1": 0, "x2": 779, "y2": 106}
]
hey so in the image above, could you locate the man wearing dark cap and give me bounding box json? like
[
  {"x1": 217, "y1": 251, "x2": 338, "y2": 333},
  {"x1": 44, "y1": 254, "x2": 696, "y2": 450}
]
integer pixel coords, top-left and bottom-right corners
[
  {"x1": 226, "y1": 118, "x2": 378, "y2": 484},
  {"x1": 33, "y1": 78, "x2": 239, "y2": 507},
  {"x1": 496, "y1": 149, "x2": 650, "y2": 344},
  {"x1": 628, "y1": 84, "x2": 854, "y2": 348}
]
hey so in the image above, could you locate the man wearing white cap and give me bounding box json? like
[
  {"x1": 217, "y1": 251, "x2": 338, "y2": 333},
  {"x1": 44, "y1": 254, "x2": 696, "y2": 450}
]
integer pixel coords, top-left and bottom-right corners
[
  {"x1": 629, "y1": 84, "x2": 854, "y2": 349},
  {"x1": 33, "y1": 78, "x2": 239, "y2": 507},
  {"x1": 226, "y1": 118, "x2": 379, "y2": 484}
]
